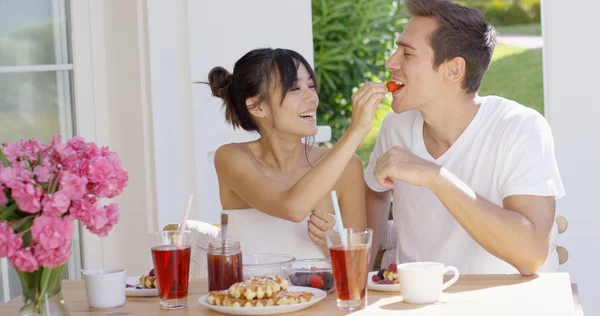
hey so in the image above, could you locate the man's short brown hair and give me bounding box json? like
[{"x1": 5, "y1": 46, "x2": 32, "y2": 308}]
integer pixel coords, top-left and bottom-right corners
[{"x1": 406, "y1": 0, "x2": 496, "y2": 93}]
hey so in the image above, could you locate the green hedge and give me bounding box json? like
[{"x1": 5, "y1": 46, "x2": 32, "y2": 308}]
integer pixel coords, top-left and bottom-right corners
[{"x1": 459, "y1": 0, "x2": 540, "y2": 26}]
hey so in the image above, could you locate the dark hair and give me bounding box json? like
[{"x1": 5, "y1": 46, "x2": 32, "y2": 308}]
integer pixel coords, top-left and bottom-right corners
[
  {"x1": 405, "y1": 0, "x2": 496, "y2": 93},
  {"x1": 205, "y1": 48, "x2": 317, "y2": 132}
]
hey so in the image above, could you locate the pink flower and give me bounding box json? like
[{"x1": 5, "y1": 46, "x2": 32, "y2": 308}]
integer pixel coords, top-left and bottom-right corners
[
  {"x1": 33, "y1": 165, "x2": 53, "y2": 183},
  {"x1": 21, "y1": 139, "x2": 46, "y2": 161},
  {"x1": 87, "y1": 157, "x2": 114, "y2": 182},
  {"x1": 9, "y1": 248, "x2": 39, "y2": 272},
  {"x1": 59, "y1": 172, "x2": 88, "y2": 200},
  {"x1": 42, "y1": 192, "x2": 71, "y2": 216},
  {"x1": 1, "y1": 141, "x2": 21, "y2": 163},
  {"x1": 68, "y1": 197, "x2": 97, "y2": 222},
  {"x1": 31, "y1": 216, "x2": 74, "y2": 251},
  {"x1": 49, "y1": 135, "x2": 62, "y2": 147},
  {"x1": 34, "y1": 244, "x2": 71, "y2": 269},
  {"x1": 0, "y1": 167, "x2": 19, "y2": 187},
  {"x1": 0, "y1": 163, "x2": 33, "y2": 188},
  {"x1": 12, "y1": 182, "x2": 42, "y2": 213},
  {"x1": 85, "y1": 207, "x2": 108, "y2": 234},
  {"x1": 84, "y1": 203, "x2": 119, "y2": 237},
  {"x1": 0, "y1": 222, "x2": 22, "y2": 258}
]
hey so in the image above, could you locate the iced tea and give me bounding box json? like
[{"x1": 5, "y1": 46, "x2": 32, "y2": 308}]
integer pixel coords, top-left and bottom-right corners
[{"x1": 151, "y1": 245, "x2": 191, "y2": 300}]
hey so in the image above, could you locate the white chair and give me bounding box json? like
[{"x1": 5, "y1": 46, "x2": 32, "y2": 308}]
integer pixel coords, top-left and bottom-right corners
[{"x1": 164, "y1": 221, "x2": 220, "y2": 279}]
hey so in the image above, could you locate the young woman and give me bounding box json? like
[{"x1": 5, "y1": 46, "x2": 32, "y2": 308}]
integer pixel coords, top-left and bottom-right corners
[{"x1": 208, "y1": 48, "x2": 386, "y2": 259}]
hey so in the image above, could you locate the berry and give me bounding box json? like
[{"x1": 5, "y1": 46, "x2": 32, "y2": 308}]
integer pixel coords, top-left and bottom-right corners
[
  {"x1": 297, "y1": 273, "x2": 308, "y2": 286},
  {"x1": 386, "y1": 81, "x2": 401, "y2": 92},
  {"x1": 388, "y1": 263, "x2": 397, "y2": 272},
  {"x1": 309, "y1": 274, "x2": 325, "y2": 288},
  {"x1": 149, "y1": 268, "x2": 155, "y2": 277},
  {"x1": 377, "y1": 269, "x2": 385, "y2": 280},
  {"x1": 322, "y1": 273, "x2": 334, "y2": 290},
  {"x1": 372, "y1": 274, "x2": 381, "y2": 283},
  {"x1": 290, "y1": 274, "x2": 301, "y2": 285}
]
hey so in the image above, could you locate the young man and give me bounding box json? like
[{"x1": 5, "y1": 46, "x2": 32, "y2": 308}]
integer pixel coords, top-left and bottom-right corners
[{"x1": 365, "y1": 0, "x2": 564, "y2": 275}]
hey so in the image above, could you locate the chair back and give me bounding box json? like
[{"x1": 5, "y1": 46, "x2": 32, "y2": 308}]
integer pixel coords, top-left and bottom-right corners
[{"x1": 162, "y1": 221, "x2": 221, "y2": 278}]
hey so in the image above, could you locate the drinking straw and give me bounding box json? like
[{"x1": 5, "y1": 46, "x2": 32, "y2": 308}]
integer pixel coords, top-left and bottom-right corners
[
  {"x1": 175, "y1": 194, "x2": 193, "y2": 247},
  {"x1": 330, "y1": 190, "x2": 347, "y2": 247}
]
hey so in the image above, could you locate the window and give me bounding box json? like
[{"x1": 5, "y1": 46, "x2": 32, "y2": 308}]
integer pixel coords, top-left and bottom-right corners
[{"x1": 0, "y1": 0, "x2": 82, "y2": 302}]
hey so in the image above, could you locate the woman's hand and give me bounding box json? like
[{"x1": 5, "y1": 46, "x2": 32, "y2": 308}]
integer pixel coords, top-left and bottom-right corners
[
  {"x1": 308, "y1": 209, "x2": 336, "y2": 247},
  {"x1": 348, "y1": 82, "x2": 387, "y2": 135}
]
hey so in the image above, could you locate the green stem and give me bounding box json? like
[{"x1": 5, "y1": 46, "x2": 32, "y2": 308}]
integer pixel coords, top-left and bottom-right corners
[
  {"x1": 0, "y1": 149, "x2": 11, "y2": 167},
  {"x1": 0, "y1": 203, "x2": 18, "y2": 220},
  {"x1": 49, "y1": 171, "x2": 62, "y2": 194}
]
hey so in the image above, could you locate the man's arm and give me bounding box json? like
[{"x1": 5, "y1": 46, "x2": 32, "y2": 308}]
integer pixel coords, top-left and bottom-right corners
[
  {"x1": 429, "y1": 168, "x2": 556, "y2": 275},
  {"x1": 374, "y1": 146, "x2": 557, "y2": 276},
  {"x1": 366, "y1": 187, "x2": 391, "y2": 270}
]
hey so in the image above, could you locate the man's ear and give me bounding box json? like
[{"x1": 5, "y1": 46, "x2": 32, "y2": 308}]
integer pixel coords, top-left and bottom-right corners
[
  {"x1": 443, "y1": 56, "x2": 466, "y2": 83},
  {"x1": 246, "y1": 97, "x2": 269, "y2": 118}
]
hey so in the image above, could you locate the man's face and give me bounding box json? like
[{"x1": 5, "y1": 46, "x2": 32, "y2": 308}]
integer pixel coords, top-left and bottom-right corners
[{"x1": 386, "y1": 16, "x2": 444, "y2": 113}]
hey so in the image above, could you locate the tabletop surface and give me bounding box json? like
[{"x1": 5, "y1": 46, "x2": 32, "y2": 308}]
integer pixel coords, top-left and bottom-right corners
[{"x1": 1, "y1": 273, "x2": 580, "y2": 316}]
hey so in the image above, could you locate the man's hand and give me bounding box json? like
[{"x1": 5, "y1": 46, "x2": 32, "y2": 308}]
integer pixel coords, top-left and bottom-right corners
[
  {"x1": 308, "y1": 209, "x2": 336, "y2": 247},
  {"x1": 374, "y1": 146, "x2": 441, "y2": 188}
]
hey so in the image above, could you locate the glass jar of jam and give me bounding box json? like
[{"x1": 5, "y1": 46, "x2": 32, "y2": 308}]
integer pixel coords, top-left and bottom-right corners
[{"x1": 207, "y1": 240, "x2": 243, "y2": 291}]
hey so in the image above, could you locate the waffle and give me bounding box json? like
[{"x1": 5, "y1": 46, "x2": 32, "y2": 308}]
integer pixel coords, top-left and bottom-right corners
[
  {"x1": 271, "y1": 290, "x2": 314, "y2": 305},
  {"x1": 245, "y1": 275, "x2": 289, "y2": 291},
  {"x1": 207, "y1": 290, "x2": 313, "y2": 307},
  {"x1": 139, "y1": 274, "x2": 158, "y2": 288},
  {"x1": 206, "y1": 275, "x2": 314, "y2": 308},
  {"x1": 228, "y1": 276, "x2": 287, "y2": 300}
]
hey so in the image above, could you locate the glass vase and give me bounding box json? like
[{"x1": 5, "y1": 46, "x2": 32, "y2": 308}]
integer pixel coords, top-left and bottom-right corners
[{"x1": 16, "y1": 265, "x2": 69, "y2": 316}]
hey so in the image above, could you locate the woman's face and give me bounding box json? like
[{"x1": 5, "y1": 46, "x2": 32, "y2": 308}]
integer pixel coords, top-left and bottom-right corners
[{"x1": 267, "y1": 63, "x2": 319, "y2": 138}]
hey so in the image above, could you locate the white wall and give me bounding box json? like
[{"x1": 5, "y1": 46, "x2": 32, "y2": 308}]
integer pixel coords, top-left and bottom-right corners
[
  {"x1": 542, "y1": 1, "x2": 600, "y2": 315},
  {"x1": 146, "y1": 0, "x2": 198, "y2": 230},
  {"x1": 71, "y1": 0, "x2": 158, "y2": 275},
  {"x1": 187, "y1": 0, "x2": 315, "y2": 224}
]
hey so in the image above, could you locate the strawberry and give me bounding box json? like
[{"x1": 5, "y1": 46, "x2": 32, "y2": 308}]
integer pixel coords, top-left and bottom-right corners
[
  {"x1": 386, "y1": 81, "x2": 401, "y2": 92},
  {"x1": 309, "y1": 274, "x2": 325, "y2": 288},
  {"x1": 149, "y1": 268, "x2": 155, "y2": 277},
  {"x1": 372, "y1": 274, "x2": 381, "y2": 283},
  {"x1": 388, "y1": 263, "x2": 397, "y2": 272}
]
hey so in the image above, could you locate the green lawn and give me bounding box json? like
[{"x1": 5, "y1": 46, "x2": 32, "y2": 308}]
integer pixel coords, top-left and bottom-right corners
[
  {"x1": 495, "y1": 23, "x2": 542, "y2": 36},
  {"x1": 356, "y1": 43, "x2": 545, "y2": 165}
]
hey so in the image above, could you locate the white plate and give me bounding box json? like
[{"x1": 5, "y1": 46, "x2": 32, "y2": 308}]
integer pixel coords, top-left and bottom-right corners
[
  {"x1": 126, "y1": 276, "x2": 158, "y2": 297},
  {"x1": 198, "y1": 286, "x2": 327, "y2": 315},
  {"x1": 367, "y1": 271, "x2": 401, "y2": 292}
]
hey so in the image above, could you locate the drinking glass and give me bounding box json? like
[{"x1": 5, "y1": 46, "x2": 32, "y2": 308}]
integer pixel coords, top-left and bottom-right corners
[
  {"x1": 326, "y1": 228, "x2": 372, "y2": 311},
  {"x1": 149, "y1": 231, "x2": 192, "y2": 309}
]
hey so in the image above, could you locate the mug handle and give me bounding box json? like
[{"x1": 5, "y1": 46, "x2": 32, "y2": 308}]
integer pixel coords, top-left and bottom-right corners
[{"x1": 441, "y1": 266, "x2": 459, "y2": 291}]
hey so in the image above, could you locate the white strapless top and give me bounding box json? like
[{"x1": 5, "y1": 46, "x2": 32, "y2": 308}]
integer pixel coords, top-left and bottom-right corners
[{"x1": 222, "y1": 209, "x2": 327, "y2": 260}]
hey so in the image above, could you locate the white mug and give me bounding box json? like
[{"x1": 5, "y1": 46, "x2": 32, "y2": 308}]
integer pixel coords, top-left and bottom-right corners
[
  {"x1": 397, "y1": 262, "x2": 459, "y2": 304},
  {"x1": 83, "y1": 268, "x2": 127, "y2": 309}
]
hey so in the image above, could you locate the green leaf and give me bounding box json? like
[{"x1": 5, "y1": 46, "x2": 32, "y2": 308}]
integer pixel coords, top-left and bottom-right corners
[
  {"x1": 40, "y1": 267, "x2": 51, "y2": 296},
  {"x1": 0, "y1": 203, "x2": 18, "y2": 220},
  {"x1": 0, "y1": 149, "x2": 11, "y2": 167}
]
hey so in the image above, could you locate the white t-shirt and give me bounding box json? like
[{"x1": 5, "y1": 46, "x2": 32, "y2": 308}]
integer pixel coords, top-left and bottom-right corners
[{"x1": 365, "y1": 96, "x2": 565, "y2": 274}]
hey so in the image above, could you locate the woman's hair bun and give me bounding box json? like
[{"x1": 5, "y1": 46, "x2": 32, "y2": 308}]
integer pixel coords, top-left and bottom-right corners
[{"x1": 207, "y1": 66, "x2": 232, "y2": 99}]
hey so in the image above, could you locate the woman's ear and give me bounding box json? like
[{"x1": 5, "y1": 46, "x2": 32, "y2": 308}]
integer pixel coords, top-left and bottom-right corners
[{"x1": 246, "y1": 97, "x2": 269, "y2": 118}]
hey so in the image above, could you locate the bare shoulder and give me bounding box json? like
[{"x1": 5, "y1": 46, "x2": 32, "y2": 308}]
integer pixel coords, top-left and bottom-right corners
[
  {"x1": 344, "y1": 154, "x2": 365, "y2": 178},
  {"x1": 214, "y1": 143, "x2": 256, "y2": 172}
]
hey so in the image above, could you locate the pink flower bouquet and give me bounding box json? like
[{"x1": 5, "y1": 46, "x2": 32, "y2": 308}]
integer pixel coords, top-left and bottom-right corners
[{"x1": 0, "y1": 135, "x2": 127, "y2": 315}]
